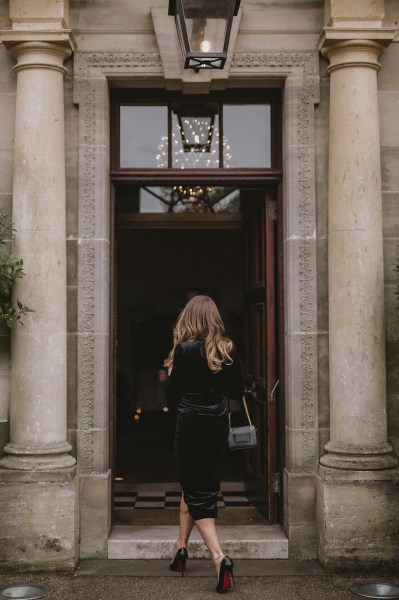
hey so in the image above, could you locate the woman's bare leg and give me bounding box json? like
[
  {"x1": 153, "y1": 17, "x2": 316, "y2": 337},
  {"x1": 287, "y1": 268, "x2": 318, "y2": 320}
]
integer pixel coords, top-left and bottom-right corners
[
  {"x1": 175, "y1": 494, "x2": 194, "y2": 549},
  {"x1": 194, "y1": 517, "x2": 225, "y2": 572}
]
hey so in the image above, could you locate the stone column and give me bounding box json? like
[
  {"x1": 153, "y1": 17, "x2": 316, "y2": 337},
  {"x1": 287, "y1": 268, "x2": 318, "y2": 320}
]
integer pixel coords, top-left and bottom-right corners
[
  {"x1": 0, "y1": 40, "x2": 76, "y2": 470},
  {"x1": 317, "y1": 20, "x2": 399, "y2": 565},
  {"x1": 320, "y1": 38, "x2": 397, "y2": 471}
]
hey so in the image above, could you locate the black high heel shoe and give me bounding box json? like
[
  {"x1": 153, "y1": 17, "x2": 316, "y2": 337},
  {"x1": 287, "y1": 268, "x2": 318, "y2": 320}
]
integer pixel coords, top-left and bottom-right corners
[
  {"x1": 215, "y1": 555, "x2": 234, "y2": 593},
  {"x1": 169, "y1": 547, "x2": 188, "y2": 577}
]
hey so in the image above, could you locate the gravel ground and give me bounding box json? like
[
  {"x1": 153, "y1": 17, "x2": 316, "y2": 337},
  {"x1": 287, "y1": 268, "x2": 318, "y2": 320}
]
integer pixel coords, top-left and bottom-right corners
[{"x1": 1, "y1": 567, "x2": 399, "y2": 600}]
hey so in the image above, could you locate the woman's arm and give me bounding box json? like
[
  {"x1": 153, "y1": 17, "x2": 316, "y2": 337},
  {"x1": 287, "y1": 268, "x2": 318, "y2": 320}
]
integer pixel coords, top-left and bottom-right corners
[
  {"x1": 226, "y1": 346, "x2": 245, "y2": 401},
  {"x1": 164, "y1": 344, "x2": 184, "y2": 408}
]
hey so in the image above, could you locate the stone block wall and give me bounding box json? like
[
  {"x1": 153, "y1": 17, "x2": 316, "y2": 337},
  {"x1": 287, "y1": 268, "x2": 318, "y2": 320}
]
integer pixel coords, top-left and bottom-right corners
[
  {"x1": 379, "y1": 6, "x2": 399, "y2": 461},
  {"x1": 0, "y1": 0, "x2": 397, "y2": 568},
  {"x1": 318, "y1": 467, "x2": 399, "y2": 568},
  {"x1": 65, "y1": 55, "x2": 79, "y2": 463},
  {"x1": 315, "y1": 55, "x2": 330, "y2": 458},
  {"x1": 0, "y1": 2, "x2": 14, "y2": 459},
  {"x1": 0, "y1": 469, "x2": 79, "y2": 570}
]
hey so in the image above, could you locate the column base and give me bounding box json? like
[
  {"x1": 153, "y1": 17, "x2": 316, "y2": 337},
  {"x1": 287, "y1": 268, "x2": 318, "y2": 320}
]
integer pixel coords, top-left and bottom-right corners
[
  {"x1": 0, "y1": 467, "x2": 78, "y2": 570},
  {"x1": 0, "y1": 441, "x2": 76, "y2": 470},
  {"x1": 320, "y1": 441, "x2": 397, "y2": 470},
  {"x1": 317, "y1": 465, "x2": 399, "y2": 567}
]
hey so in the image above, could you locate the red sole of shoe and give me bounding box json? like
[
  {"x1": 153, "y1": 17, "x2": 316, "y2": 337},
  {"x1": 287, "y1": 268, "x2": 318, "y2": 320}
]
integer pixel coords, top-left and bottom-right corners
[{"x1": 222, "y1": 572, "x2": 231, "y2": 591}]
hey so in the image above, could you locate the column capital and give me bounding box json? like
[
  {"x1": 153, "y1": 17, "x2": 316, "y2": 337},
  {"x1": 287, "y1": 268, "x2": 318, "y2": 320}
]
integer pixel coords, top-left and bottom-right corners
[
  {"x1": 1, "y1": 30, "x2": 76, "y2": 55},
  {"x1": 317, "y1": 29, "x2": 395, "y2": 74},
  {"x1": 317, "y1": 27, "x2": 395, "y2": 67},
  {"x1": 0, "y1": 0, "x2": 76, "y2": 58},
  {"x1": 0, "y1": 40, "x2": 74, "y2": 75}
]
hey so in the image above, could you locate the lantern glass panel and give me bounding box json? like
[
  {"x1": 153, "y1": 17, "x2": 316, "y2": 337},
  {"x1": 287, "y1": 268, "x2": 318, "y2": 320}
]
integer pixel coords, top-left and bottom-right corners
[{"x1": 181, "y1": 0, "x2": 231, "y2": 54}]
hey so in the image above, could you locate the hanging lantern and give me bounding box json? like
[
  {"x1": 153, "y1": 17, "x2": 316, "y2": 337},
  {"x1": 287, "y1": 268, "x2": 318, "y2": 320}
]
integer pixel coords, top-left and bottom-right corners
[{"x1": 168, "y1": 0, "x2": 241, "y2": 70}]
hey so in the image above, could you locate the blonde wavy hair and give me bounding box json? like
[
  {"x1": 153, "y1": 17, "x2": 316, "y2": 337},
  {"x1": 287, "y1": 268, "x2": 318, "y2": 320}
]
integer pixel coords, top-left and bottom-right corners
[{"x1": 164, "y1": 295, "x2": 234, "y2": 373}]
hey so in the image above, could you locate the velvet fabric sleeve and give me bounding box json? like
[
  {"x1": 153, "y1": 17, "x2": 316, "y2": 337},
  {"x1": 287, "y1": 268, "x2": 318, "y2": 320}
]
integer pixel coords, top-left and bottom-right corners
[
  {"x1": 164, "y1": 344, "x2": 184, "y2": 409},
  {"x1": 224, "y1": 346, "x2": 245, "y2": 402}
]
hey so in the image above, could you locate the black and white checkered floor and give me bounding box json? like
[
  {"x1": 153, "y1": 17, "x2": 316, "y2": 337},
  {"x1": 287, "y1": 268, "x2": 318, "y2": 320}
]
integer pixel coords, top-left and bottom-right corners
[{"x1": 114, "y1": 488, "x2": 253, "y2": 509}]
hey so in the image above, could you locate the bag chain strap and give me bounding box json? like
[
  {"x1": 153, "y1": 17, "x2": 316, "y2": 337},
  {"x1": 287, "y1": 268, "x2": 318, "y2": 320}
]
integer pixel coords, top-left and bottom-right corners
[{"x1": 228, "y1": 395, "x2": 254, "y2": 431}]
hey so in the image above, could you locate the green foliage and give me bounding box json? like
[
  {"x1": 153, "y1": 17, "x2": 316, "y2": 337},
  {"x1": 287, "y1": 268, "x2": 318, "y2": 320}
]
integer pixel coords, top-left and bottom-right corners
[{"x1": 0, "y1": 211, "x2": 34, "y2": 328}]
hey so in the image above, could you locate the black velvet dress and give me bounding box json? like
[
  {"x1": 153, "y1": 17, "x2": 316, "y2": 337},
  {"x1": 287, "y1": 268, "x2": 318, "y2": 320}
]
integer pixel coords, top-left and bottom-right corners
[{"x1": 165, "y1": 340, "x2": 244, "y2": 520}]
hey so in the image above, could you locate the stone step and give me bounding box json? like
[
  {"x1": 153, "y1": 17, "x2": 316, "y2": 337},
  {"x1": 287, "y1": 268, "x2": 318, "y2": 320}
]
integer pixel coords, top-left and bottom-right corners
[{"x1": 108, "y1": 525, "x2": 288, "y2": 560}]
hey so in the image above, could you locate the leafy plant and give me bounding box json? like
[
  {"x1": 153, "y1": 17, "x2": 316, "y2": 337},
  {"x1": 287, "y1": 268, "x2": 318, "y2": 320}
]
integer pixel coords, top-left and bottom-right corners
[{"x1": 0, "y1": 211, "x2": 34, "y2": 328}]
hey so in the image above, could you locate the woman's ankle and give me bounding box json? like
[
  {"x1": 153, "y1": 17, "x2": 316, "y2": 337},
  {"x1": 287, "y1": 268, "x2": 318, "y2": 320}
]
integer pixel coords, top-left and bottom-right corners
[{"x1": 212, "y1": 552, "x2": 225, "y2": 564}]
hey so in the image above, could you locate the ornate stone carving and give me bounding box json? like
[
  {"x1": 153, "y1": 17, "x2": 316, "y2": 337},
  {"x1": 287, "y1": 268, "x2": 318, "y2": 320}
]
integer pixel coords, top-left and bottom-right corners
[
  {"x1": 75, "y1": 52, "x2": 162, "y2": 76},
  {"x1": 78, "y1": 430, "x2": 95, "y2": 475},
  {"x1": 75, "y1": 50, "x2": 320, "y2": 476},
  {"x1": 232, "y1": 51, "x2": 315, "y2": 69},
  {"x1": 231, "y1": 52, "x2": 320, "y2": 468},
  {"x1": 76, "y1": 77, "x2": 97, "y2": 474}
]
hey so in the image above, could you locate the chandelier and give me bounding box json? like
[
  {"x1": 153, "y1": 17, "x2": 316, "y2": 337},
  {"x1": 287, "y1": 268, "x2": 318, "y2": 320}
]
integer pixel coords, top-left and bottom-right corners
[{"x1": 142, "y1": 186, "x2": 239, "y2": 213}]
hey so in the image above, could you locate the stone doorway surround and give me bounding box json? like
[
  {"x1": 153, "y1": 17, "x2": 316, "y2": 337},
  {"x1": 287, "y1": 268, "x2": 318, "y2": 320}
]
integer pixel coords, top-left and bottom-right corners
[{"x1": 73, "y1": 47, "x2": 320, "y2": 559}]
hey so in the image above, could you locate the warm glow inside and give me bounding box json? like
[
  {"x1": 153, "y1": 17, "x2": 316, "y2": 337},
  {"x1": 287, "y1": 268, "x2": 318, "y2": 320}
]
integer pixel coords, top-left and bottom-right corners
[{"x1": 200, "y1": 39, "x2": 211, "y2": 52}]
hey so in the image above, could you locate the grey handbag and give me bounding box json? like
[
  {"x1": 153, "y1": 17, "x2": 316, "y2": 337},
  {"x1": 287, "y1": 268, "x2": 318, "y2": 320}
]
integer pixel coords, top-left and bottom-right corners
[{"x1": 228, "y1": 396, "x2": 257, "y2": 450}]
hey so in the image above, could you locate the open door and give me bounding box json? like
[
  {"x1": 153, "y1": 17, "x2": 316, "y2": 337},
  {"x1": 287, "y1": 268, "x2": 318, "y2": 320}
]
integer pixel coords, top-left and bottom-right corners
[{"x1": 242, "y1": 188, "x2": 279, "y2": 522}]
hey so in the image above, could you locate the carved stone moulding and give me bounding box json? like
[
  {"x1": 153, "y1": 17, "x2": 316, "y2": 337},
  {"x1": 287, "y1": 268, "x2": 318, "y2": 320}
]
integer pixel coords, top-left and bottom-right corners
[
  {"x1": 74, "y1": 51, "x2": 163, "y2": 77},
  {"x1": 74, "y1": 50, "x2": 320, "y2": 475}
]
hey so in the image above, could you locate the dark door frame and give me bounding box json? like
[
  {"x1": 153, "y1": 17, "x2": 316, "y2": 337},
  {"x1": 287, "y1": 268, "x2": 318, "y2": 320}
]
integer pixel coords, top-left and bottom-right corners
[
  {"x1": 109, "y1": 87, "x2": 285, "y2": 523},
  {"x1": 109, "y1": 178, "x2": 285, "y2": 524}
]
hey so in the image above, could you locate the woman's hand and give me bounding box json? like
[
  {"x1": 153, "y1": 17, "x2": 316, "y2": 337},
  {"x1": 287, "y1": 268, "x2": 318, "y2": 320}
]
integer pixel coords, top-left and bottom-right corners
[{"x1": 158, "y1": 369, "x2": 167, "y2": 383}]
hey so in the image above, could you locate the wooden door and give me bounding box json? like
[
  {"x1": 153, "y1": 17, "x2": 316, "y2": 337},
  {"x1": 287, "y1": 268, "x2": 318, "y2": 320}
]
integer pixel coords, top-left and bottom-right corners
[{"x1": 242, "y1": 189, "x2": 279, "y2": 522}]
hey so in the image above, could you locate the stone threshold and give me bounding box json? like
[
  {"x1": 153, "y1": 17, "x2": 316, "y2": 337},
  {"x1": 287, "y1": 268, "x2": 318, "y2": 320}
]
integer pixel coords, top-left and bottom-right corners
[
  {"x1": 78, "y1": 558, "x2": 323, "y2": 577},
  {"x1": 108, "y1": 525, "x2": 288, "y2": 560}
]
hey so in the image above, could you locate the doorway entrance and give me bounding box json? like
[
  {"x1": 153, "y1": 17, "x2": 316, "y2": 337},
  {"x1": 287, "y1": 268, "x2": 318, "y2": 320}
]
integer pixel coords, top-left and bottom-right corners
[{"x1": 112, "y1": 185, "x2": 280, "y2": 523}]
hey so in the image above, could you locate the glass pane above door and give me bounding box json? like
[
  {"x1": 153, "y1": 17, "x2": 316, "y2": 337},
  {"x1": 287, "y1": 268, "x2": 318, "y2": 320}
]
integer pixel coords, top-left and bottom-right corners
[
  {"x1": 116, "y1": 186, "x2": 240, "y2": 213},
  {"x1": 223, "y1": 104, "x2": 271, "y2": 168},
  {"x1": 118, "y1": 98, "x2": 275, "y2": 170},
  {"x1": 120, "y1": 106, "x2": 168, "y2": 168}
]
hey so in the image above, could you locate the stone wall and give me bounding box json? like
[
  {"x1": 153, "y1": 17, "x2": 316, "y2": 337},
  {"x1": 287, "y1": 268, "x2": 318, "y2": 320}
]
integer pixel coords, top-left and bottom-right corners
[
  {"x1": 314, "y1": 55, "x2": 330, "y2": 458},
  {"x1": 0, "y1": 1, "x2": 14, "y2": 459},
  {"x1": 68, "y1": 0, "x2": 324, "y2": 560},
  {"x1": 380, "y1": 1, "x2": 399, "y2": 461},
  {"x1": 0, "y1": 469, "x2": 79, "y2": 570},
  {"x1": 65, "y1": 55, "x2": 79, "y2": 463},
  {"x1": 0, "y1": 0, "x2": 398, "y2": 568}
]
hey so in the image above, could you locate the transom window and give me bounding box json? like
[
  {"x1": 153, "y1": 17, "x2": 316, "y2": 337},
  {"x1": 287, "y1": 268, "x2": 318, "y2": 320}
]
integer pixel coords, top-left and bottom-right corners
[
  {"x1": 116, "y1": 185, "x2": 240, "y2": 214},
  {"x1": 113, "y1": 91, "x2": 280, "y2": 172}
]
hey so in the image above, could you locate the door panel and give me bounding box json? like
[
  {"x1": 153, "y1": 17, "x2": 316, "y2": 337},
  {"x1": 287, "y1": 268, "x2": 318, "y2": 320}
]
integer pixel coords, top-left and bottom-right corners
[{"x1": 242, "y1": 189, "x2": 278, "y2": 522}]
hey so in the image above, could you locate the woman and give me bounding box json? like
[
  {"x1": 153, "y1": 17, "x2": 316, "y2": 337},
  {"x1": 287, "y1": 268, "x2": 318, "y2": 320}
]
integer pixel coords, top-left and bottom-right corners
[{"x1": 164, "y1": 295, "x2": 244, "y2": 593}]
